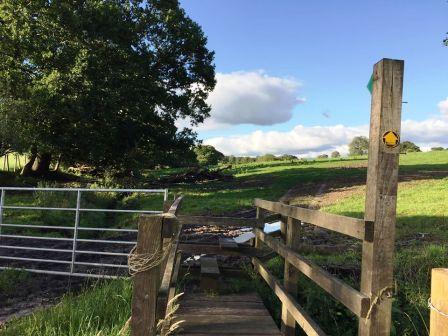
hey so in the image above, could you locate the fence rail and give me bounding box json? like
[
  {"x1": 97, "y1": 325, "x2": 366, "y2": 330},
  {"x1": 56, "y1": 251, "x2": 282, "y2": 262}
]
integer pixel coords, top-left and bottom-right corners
[{"x1": 0, "y1": 187, "x2": 168, "y2": 278}]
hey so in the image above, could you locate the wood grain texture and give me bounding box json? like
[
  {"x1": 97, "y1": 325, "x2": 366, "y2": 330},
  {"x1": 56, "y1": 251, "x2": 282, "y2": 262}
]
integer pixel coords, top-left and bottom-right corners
[
  {"x1": 359, "y1": 59, "x2": 404, "y2": 336},
  {"x1": 430, "y1": 268, "x2": 448, "y2": 336},
  {"x1": 253, "y1": 258, "x2": 326, "y2": 336},
  {"x1": 281, "y1": 217, "x2": 301, "y2": 336},
  {"x1": 175, "y1": 292, "x2": 281, "y2": 335},
  {"x1": 131, "y1": 215, "x2": 163, "y2": 336},
  {"x1": 254, "y1": 228, "x2": 370, "y2": 317},
  {"x1": 254, "y1": 199, "x2": 367, "y2": 240}
]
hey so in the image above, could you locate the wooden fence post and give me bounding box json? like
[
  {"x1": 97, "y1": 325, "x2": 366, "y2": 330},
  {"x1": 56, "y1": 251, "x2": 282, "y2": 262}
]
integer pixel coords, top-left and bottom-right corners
[
  {"x1": 131, "y1": 215, "x2": 164, "y2": 336},
  {"x1": 255, "y1": 206, "x2": 266, "y2": 248},
  {"x1": 430, "y1": 268, "x2": 448, "y2": 335},
  {"x1": 358, "y1": 59, "x2": 404, "y2": 335},
  {"x1": 281, "y1": 216, "x2": 301, "y2": 336}
]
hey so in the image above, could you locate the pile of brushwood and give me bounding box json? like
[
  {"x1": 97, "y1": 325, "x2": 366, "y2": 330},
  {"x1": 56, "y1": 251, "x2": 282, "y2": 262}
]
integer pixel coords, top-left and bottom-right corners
[{"x1": 157, "y1": 166, "x2": 233, "y2": 184}]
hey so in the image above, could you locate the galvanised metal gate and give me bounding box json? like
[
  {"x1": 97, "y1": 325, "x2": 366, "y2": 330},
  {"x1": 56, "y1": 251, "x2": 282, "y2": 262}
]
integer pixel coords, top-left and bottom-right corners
[{"x1": 0, "y1": 187, "x2": 168, "y2": 278}]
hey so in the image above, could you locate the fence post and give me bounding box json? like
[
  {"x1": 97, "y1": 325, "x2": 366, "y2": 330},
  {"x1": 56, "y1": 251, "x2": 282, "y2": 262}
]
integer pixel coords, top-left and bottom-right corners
[
  {"x1": 255, "y1": 206, "x2": 266, "y2": 248},
  {"x1": 358, "y1": 59, "x2": 404, "y2": 335},
  {"x1": 430, "y1": 268, "x2": 448, "y2": 335},
  {"x1": 281, "y1": 216, "x2": 301, "y2": 336},
  {"x1": 131, "y1": 215, "x2": 164, "y2": 336}
]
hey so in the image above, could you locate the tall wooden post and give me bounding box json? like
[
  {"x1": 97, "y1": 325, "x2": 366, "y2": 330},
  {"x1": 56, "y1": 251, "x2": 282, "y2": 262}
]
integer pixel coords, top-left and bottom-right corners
[
  {"x1": 132, "y1": 215, "x2": 164, "y2": 336},
  {"x1": 281, "y1": 217, "x2": 301, "y2": 336},
  {"x1": 255, "y1": 206, "x2": 266, "y2": 248},
  {"x1": 430, "y1": 268, "x2": 448, "y2": 336},
  {"x1": 359, "y1": 59, "x2": 404, "y2": 335}
]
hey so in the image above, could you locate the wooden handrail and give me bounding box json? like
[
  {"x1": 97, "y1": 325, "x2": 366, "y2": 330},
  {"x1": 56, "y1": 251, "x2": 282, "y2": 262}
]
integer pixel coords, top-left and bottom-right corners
[
  {"x1": 254, "y1": 199, "x2": 372, "y2": 241},
  {"x1": 254, "y1": 228, "x2": 370, "y2": 318},
  {"x1": 253, "y1": 258, "x2": 327, "y2": 336}
]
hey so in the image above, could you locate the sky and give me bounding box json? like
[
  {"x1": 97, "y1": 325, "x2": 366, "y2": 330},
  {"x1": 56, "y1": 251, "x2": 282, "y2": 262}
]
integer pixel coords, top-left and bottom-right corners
[{"x1": 178, "y1": 0, "x2": 448, "y2": 157}]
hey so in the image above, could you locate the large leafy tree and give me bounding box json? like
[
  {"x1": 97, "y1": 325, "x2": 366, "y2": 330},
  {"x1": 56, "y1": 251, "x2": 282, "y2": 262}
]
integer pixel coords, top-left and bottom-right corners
[
  {"x1": 194, "y1": 145, "x2": 224, "y2": 166},
  {"x1": 348, "y1": 136, "x2": 369, "y2": 156},
  {"x1": 0, "y1": 0, "x2": 215, "y2": 175}
]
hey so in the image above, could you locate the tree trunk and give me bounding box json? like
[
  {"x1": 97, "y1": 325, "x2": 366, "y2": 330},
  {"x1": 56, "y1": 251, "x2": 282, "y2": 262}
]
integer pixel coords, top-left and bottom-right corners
[
  {"x1": 32, "y1": 152, "x2": 52, "y2": 176},
  {"x1": 21, "y1": 150, "x2": 37, "y2": 176},
  {"x1": 53, "y1": 154, "x2": 62, "y2": 172}
]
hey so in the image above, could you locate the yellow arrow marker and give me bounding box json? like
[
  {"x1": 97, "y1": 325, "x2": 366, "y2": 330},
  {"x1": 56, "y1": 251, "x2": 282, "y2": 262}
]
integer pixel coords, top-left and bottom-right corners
[{"x1": 382, "y1": 131, "x2": 400, "y2": 148}]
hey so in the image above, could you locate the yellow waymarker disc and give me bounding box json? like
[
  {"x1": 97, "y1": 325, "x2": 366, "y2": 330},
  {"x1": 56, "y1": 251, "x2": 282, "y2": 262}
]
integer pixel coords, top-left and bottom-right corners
[{"x1": 382, "y1": 131, "x2": 400, "y2": 148}]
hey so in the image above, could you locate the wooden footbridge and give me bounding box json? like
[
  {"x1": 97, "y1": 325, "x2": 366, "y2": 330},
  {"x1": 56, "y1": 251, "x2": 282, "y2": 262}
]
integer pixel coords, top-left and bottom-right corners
[{"x1": 130, "y1": 58, "x2": 404, "y2": 336}]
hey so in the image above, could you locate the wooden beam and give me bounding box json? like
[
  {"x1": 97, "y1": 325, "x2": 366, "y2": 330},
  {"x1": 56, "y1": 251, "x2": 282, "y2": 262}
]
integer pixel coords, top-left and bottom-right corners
[
  {"x1": 177, "y1": 215, "x2": 258, "y2": 227},
  {"x1": 157, "y1": 218, "x2": 182, "y2": 321},
  {"x1": 254, "y1": 199, "x2": 369, "y2": 240},
  {"x1": 359, "y1": 59, "x2": 404, "y2": 335},
  {"x1": 282, "y1": 217, "x2": 301, "y2": 336},
  {"x1": 252, "y1": 258, "x2": 327, "y2": 336},
  {"x1": 430, "y1": 269, "x2": 448, "y2": 335},
  {"x1": 167, "y1": 196, "x2": 184, "y2": 215},
  {"x1": 254, "y1": 228, "x2": 370, "y2": 318},
  {"x1": 178, "y1": 242, "x2": 259, "y2": 257},
  {"x1": 131, "y1": 215, "x2": 163, "y2": 336}
]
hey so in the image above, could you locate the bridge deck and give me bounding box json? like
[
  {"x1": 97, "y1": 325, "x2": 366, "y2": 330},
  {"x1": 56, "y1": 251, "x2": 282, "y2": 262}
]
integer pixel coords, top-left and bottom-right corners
[{"x1": 176, "y1": 292, "x2": 281, "y2": 335}]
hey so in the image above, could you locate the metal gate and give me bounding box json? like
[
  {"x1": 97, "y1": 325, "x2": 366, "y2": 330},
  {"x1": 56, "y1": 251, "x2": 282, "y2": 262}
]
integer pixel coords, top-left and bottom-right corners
[{"x1": 0, "y1": 187, "x2": 168, "y2": 278}]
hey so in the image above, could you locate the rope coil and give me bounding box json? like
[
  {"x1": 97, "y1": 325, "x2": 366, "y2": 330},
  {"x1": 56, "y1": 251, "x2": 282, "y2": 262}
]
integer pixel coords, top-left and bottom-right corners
[
  {"x1": 428, "y1": 298, "x2": 448, "y2": 318},
  {"x1": 365, "y1": 286, "x2": 394, "y2": 322},
  {"x1": 128, "y1": 240, "x2": 173, "y2": 276}
]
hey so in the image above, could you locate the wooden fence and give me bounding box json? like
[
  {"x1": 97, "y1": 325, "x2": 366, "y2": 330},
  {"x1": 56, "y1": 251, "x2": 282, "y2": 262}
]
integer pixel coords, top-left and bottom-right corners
[{"x1": 130, "y1": 58, "x2": 404, "y2": 336}]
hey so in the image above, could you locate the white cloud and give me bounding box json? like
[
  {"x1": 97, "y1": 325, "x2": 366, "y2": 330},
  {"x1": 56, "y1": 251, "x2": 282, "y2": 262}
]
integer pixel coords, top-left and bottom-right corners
[
  {"x1": 438, "y1": 97, "x2": 448, "y2": 116},
  {"x1": 204, "y1": 124, "x2": 368, "y2": 157},
  {"x1": 204, "y1": 97, "x2": 448, "y2": 157},
  {"x1": 177, "y1": 71, "x2": 304, "y2": 131}
]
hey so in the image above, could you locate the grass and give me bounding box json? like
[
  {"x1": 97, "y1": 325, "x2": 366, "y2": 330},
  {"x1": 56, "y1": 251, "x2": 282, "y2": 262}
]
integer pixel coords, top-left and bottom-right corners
[
  {"x1": 1, "y1": 150, "x2": 448, "y2": 335},
  {"x1": 0, "y1": 279, "x2": 132, "y2": 336}
]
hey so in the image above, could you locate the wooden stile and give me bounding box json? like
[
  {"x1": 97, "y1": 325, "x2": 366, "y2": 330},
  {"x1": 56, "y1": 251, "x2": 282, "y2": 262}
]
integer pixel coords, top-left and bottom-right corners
[
  {"x1": 358, "y1": 59, "x2": 404, "y2": 335},
  {"x1": 430, "y1": 268, "x2": 448, "y2": 336}
]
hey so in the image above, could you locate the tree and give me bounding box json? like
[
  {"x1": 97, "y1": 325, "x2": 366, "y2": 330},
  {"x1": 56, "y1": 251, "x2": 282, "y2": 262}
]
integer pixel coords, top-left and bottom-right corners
[
  {"x1": 257, "y1": 154, "x2": 277, "y2": 162},
  {"x1": 400, "y1": 141, "x2": 421, "y2": 153},
  {"x1": 331, "y1": 151, "x2": 340, "y2": 158},
  {"x1": 349, "y1": 136, "x2": 369, "y2": 156},
  {"x1": 317, "y1": 154, "x2": 328, "y2": 159},
  {"x1": 0, "y1": 0, "x2": 215, "y2": 176},
  {"x1": 431, "y1": 147, "x2": 445, "y2": 151},
  {"x1": 279, "y1": 154, "x2": 297, "y2": 162},
  {"x1": 194, "y1": 145, "x2": 224, "y2": 166}
]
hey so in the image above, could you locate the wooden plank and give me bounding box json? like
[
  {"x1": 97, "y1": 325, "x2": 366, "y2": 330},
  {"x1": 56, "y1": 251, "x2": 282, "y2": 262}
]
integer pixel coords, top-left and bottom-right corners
[
  {"x1": 178, "y1": 242, "x2": 257, "y2": 256},
  {"x1": 181, "y1": 293, "x2": 263, "y2": 303},
  {"x1": 219, "y1": 237, "x2": 239, "y2": 249},
  {"x1": 359, "y1": 59, "x2": 404, "y2": 336},
  {"x1": 281, "y1": 217, "x2": 301, "y2": 336},
  {"x1": 253, "y1": 258, "x2": 327, "y2": 336},
  {"x1": 175, "y1": 315, "x2": 280, "y2": 335},
  {"x1": 200, "y1": 256, "x2": 220, "y2": 290},
  {"x1": 157, "y1": 218, "x2": 182, "y2": 321},
  {"x1": 254, "y1": 228, "x2": 370, "y2": 317},
  {"x1": 178, "y1": 215, "x2": 258, "y2": 227},
  {"x1": 131, "y1": 215, "x2": 163, "y2": 336},
  {"x1": 168, "y1": 196, "x2": 184, "y2": 215},
  {"x1": 254, "y1": 199, "x2": 368, "y2": 240},
  {"x1": 430, "y1": 268, "x2": 448, "y2": 335}
]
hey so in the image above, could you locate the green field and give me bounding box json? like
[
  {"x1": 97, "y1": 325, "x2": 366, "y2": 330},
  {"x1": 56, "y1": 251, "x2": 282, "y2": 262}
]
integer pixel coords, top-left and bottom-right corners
[{"x1": 1, "y1": 151, "x2": 447, "y2": 335}]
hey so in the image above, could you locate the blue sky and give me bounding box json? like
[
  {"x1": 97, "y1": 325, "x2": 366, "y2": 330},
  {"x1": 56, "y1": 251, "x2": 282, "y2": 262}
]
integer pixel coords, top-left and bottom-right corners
[{"x1": 179, "y1": 0, "x2": 448, "y2": 156}]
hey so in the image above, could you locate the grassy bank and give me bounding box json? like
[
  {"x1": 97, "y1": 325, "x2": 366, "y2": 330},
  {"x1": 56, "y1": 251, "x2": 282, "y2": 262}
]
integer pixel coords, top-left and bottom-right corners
[{"x1": 1, "y1": 151, "x2": 447, "y2": 335}]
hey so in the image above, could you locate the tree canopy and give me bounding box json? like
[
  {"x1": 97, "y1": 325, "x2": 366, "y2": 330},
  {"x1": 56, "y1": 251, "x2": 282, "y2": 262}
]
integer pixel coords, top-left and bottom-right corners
[
  {"x1": 0, "y1": 0, "x2": 215, "y2": 175},
  {"x1": 349, "y1": 136, "x2": 369, "y2": 156},
  {"x1": 194, "y1": 145, "x2": 224, "y2": 166},
  {"x1": 400, "y1": 141, "x2": 421, "y2": 153}
]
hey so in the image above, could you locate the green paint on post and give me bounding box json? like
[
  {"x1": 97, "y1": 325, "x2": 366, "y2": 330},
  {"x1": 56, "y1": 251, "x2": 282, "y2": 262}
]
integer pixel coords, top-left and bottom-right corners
[{"x1": 367, "y1": 74, "x2": 374, "y2": 94}]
